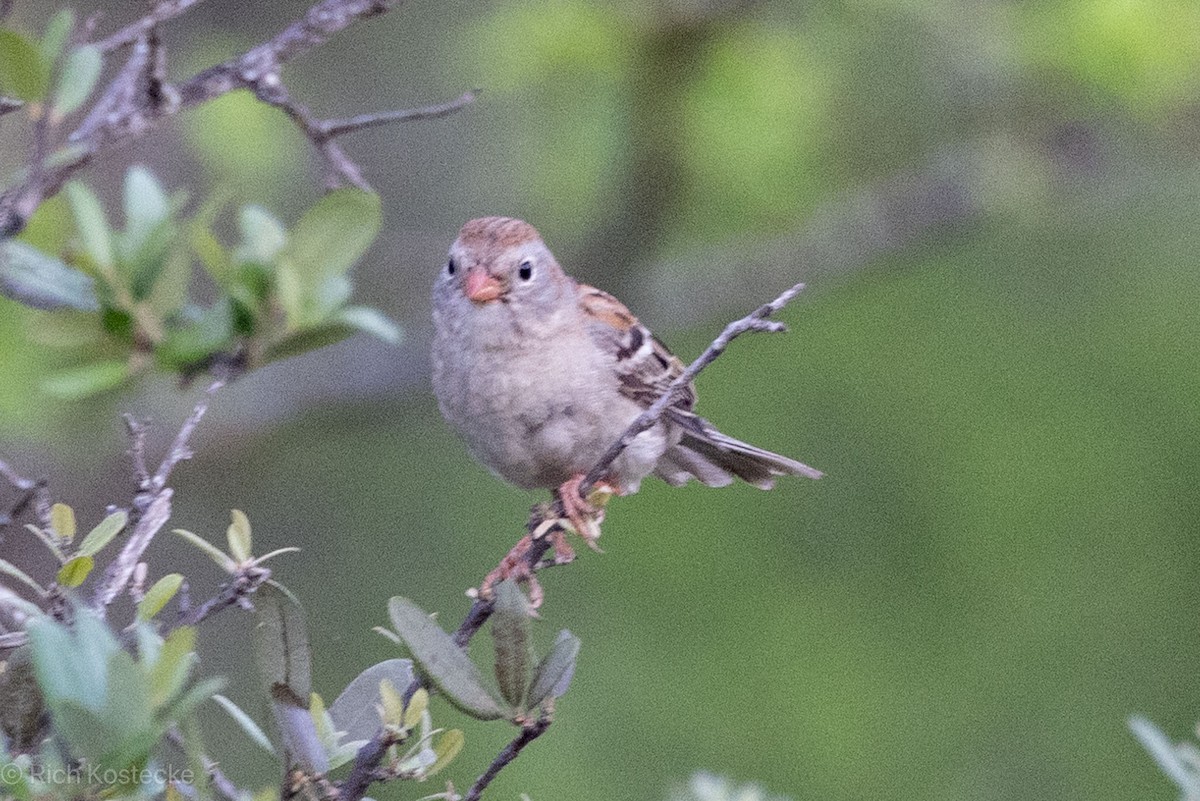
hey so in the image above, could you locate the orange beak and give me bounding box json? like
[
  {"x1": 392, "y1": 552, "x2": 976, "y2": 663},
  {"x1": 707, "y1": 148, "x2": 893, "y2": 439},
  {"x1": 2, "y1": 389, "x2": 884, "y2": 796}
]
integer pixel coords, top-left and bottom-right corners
[{"x1": 465, "y1": 267, "x2": 504, "y2": 304}]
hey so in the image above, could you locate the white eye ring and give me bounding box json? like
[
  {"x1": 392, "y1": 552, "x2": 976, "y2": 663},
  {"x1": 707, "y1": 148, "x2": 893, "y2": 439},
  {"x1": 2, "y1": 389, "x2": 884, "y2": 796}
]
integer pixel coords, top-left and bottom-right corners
[{"x1": 518, "y1": 260, "x2": 533, "y2": 281}]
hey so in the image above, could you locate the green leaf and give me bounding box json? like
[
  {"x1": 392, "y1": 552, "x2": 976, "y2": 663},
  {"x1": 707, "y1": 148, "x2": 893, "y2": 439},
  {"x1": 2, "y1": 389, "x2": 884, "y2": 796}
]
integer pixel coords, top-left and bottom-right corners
[
  {"x1": 28, "y1": 611, "x2": 119, "y2": 715},
  {"x1": 403, "y1": 686, "x2": 427, "y2": 729},
  {"x1": 262, "y1": 321, "x2": 357, "y2": 364},
  {"x1": 78, "y1": 511, "x2": 127, "y2": 557},
  {"x1": 277, "y1": 190, "x2": 381, "y2": 326},
  {"x1": 212, "y1": 694, "x2": 276, "y2": 755},
  {"x1": 119, "y1": 168, "x2": 176, "y2": 299},
  {"x1": 526, "y1": 629, "x2": 580, "y2": 708},
  {"x1": 123, "y1": 166, "x2": 170, "y2": 240},
  {"x1": 426, "y1": 729, "x2": 464, "y2": 778},
  {"x1": 0, "y1": 29, "x2": 50, "y2": 101},
  {"x1": 155, "y1": 301, "x2": 234, "y2": 369},
  {"x1": 0, "y1": 240, "x2": 99, "y2": 311},
  {"x1": 56, "y1": 555, "x2": 93, "y2": 587},
  {"x1": 41, "y1": 360, "x2": 129, "y2": 400},
  {"x1": 283, "y1": 189, "x2": 380, "y2": 282},
  {"x1": 380, "y1": 679, "x2": 406, "y2": 727},
  {"x1": 172, "y1": 528, "x2": 237, "y2": 572},
  {"x1": 337, "y1": 306, "x2": 402, "y2": 344},
  {"x1": 50, "y1": 502, "x2": 76, "y2": 541},
  {"x1": 237, "y1": 204, "x2": 287, "y2": 264},
  {"x1": 137, "y1": 573, "x2": 183, "y2": 621},
  {"x1": 386, "y1": 597, "x2": 506, "y2": 721},
  {"x1": 328, "y1": 658, "x2": 416, "y2": 742},
  {"x1": 149, "y1": 626, "x2": 196, "y2": 708},
  {"x1": 40, "y1": 9, "x2": 75, "y2": 65},
  {"x1": 254, "y1": 581, "x2": 312, "y2": 701},
  {"x1": 52, "y1": 45, "x2": 101, "y2": 117},
  {"x1": 226, "y1": 509, "x2": 252, "y2": 563},
  {"x1": 64, "y1": 181, "x2": 115, "y2": 273},
  {"x1": 491, "y1": 580, "x2": 534, "y2": 710}
]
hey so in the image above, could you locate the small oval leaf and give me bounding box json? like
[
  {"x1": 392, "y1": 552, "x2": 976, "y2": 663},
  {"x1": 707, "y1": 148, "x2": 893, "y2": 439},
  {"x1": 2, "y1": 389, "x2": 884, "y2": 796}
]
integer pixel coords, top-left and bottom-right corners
[
  {"x1": 78, "y1": 511, "x2": 127, "y2": 557},
  {"x1": 56, "y1": 555, "x2": 93, "y2": 588},
  {"x1": 426, "y1": 728, "x2": 464, "y2": 778},
  {"x1": 172, "y1": 528, "x2": 237, "y2": 572},
  {"x1": 41, "y1": 361, "x2": 129, "y2": 400},
  {"x1": 52, "y1": 45, "x2": 101, "y2": 117},
  {"x1": 50, "y1": 502, "x2": 76, "y2": 541},
  {"x1": 0, "y1": 241, "x2": 99, "y2": 311},
  {"x1": 386, "y1": 597, "x2": 506, "y2": 721},
  {"x1": 0, "y1": 29, "x2": 50, "y2": 101},
  {"x1": 527, "y1": 630, "x2": 581, "y2": 708},
  {"x1": 491, "y1": 580, "x2": 533, "y2": 711},
  {"x1": 137, "y1": 573, "x2": 183, "y2": 621},
  {"x1": 327, "y1": 658, "x2": 415, "y2": 742},
  {"x1": 227, "y1": 509, "x2": 252, "y2": 563}
]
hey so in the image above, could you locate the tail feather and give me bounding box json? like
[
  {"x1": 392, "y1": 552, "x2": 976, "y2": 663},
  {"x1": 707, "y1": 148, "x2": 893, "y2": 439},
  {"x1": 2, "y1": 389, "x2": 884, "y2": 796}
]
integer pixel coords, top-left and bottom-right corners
[{"x1": 654, "y1": 410, "x2": 823, "y2": 489}]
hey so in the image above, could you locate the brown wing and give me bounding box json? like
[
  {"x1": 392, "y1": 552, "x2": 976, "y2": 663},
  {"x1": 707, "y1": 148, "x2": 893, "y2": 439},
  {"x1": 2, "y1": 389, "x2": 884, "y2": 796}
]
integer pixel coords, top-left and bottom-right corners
[{"x1": 578, "y1": 284, "x2": 696, "y2": 411}]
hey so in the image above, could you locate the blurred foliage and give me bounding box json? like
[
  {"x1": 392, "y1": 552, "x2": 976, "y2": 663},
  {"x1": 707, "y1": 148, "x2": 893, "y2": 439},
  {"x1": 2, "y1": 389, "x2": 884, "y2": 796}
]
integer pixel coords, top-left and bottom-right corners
[
  {"x1": 0, "y1": 166, "x2": 398, "y2": 400},
  {"x1": 2, "y1": 0, "x2": 1200, "y2": 800}
]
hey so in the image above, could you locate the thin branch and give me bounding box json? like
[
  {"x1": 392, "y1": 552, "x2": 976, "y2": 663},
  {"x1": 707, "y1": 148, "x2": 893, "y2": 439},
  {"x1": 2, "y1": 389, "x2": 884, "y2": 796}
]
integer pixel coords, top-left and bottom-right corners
[
  {"x1": 175, "y1": 566, "x2": 269, "y2": 628},
  {"x1": 0, "y1": 0, "x2": 470, "y2": 236},
  {"x1": 93, "y1": 377, "x2": 224, "y2": 611},
  {"x1": 151, "y1": 375, "x2": 225, "y2": 495},
  {"x1": 0, "y1": 97, "x2": 22, "y2": 117},
  {"x1": 340, "y1": 729, "x2": 401, "y2": 801},
  {"x1": 319, "y1": 90, "x2": 479, "y2": 137},
  {"x1": 464, "y1": 716, "x2": 552, "y2": 801},
  {"x1": 94, "y1": 0, "x2": 210, "y2": 53},
  {"x1": 582, "y1": 281, "x2": 809, "y2": 491}
]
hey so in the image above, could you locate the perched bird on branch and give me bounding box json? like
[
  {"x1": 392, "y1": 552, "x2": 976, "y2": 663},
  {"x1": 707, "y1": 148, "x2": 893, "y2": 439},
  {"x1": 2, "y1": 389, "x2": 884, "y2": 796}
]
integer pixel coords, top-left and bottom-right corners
[{"x1": 431, "y1": 216, "x2": 820, "y2": 553}]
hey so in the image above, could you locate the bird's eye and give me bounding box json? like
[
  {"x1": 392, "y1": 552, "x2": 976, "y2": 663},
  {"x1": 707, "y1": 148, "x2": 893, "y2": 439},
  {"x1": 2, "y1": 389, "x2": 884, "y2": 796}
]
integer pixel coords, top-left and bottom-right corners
[
  {"x1": 446, "y1": 258, "x2": 456, "y2": 276},
  {"x1": 518, "y1": 260, "x2": 533, "y2": 281}
]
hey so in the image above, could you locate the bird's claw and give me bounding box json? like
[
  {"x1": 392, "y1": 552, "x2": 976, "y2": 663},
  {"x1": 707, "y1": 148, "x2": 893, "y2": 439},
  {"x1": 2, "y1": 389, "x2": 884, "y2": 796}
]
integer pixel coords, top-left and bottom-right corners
[{"x1": 556, "y1": 474, "x2": 615, "y2": 552}]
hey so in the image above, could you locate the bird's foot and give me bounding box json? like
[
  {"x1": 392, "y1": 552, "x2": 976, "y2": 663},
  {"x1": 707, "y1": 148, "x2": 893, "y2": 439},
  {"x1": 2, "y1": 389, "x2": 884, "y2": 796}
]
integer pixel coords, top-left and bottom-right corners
[
  {"x1": 554, "y1": 474, "x2": 617, "y2": 553},
  {"x1": 478, "y1": 533, "x2": 545, "y2": 608}
]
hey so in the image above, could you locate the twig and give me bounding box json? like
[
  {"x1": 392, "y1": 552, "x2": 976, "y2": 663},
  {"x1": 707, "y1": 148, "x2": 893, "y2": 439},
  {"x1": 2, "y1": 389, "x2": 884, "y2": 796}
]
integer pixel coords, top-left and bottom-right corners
[
  {"x1": 0, "y1": 0, "x2": 473, "y2": 236},
  {"x1": 151, "y1": 376, "x2": 225, "y2": 495},
  {"x1": 94, "y1": 0, "x2": 210, "y2": 53},
  {"x1": 93, "y1": 377, "x2": 224, "y2": 611},
  {"x1": 175, "y1": 566, "x2": 269, "y2": 628},
  {"x1": 319, "y1": 90, "x2": 479, "y2": 137},
  {"x1": 340, "y1": 729, "x2": 401, "y2": 801},
  {"x1": 582, "y1": 281, "x2": 807, "y2": 491},
  {"x1": 464, "y1": 716, "x2": 552, "y2": 801},
  {"x1": 0, "y1": 97, "x2": 22, "y2": 117}
]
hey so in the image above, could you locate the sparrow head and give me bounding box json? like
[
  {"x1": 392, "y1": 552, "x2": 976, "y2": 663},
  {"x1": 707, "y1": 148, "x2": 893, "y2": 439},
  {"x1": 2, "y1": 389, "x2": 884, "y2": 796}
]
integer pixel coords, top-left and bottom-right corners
[{"x1": 441, "y1": 217, "x2": 569, "y2": 311}]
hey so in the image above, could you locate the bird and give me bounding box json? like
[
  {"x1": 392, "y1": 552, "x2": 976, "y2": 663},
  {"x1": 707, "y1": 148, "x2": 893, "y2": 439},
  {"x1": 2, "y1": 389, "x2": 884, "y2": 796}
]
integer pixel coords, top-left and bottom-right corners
[{"x1": 431, "y1": 216, "x2": 821, "y2": 558}]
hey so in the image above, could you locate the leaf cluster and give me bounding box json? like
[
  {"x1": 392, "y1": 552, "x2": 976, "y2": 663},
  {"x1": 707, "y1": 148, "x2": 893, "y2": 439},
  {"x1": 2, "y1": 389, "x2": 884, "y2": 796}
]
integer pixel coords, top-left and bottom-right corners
[{"x1": 1, "y1": 164, "x2": 398, "y2": 399}]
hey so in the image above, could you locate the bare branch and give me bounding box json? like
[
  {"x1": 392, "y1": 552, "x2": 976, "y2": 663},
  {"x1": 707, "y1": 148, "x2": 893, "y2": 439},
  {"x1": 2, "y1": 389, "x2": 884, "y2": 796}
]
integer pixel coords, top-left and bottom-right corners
[
  {"x1": 464, "y1": 716, "x2": 552, "y2": 801},
  {"x1": 0, "y1": 0, "x2": 458, "y2": 235},
  {"x1": 94, "y1": 0, "x2": 210, "y2": 53},
  {"x1": 0, "y1": 97, "x2": 22, "y2": 117},
  {"x1": 582, "y1": 281, "x2": 809, "y2": 491},
  {"x1": 93, "y1": 376, "x2": 224, "y2": 611},
  {"x1": 152, "y1": 375, "x2": 225, "y2": 494},
  {"x1": 340, "y1": 729, "x2": 402, "y2": 801},
  {"x1": 175, "y1": 566, "x2": 269, "y2": 628},
  {"x1": 319, "y1": 90, "x2": 479, "y2": 137}
]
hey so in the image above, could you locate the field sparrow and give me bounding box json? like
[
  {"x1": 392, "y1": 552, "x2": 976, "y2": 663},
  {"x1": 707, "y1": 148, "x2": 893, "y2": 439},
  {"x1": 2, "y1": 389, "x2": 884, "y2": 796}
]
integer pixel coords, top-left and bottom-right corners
[{"x1": 431, "y1": 217, "x2": 821, "y2": 550}]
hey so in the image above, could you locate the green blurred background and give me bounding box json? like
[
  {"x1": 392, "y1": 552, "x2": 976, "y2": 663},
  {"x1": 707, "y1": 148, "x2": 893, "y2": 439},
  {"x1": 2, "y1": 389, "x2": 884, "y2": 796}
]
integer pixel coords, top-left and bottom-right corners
[{"x1": 3, "y1": 0, "x2": 1200, "y2": 798}]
